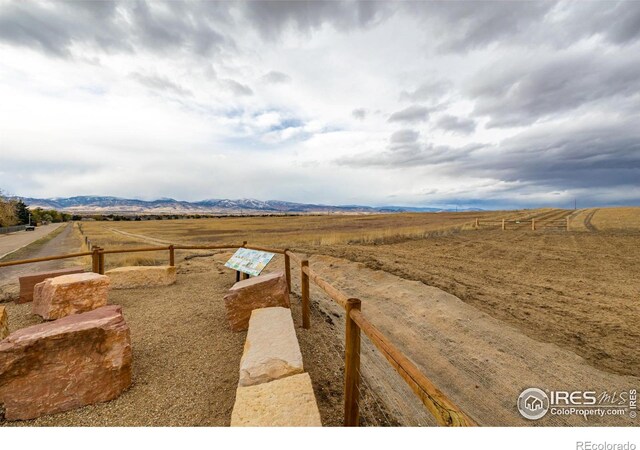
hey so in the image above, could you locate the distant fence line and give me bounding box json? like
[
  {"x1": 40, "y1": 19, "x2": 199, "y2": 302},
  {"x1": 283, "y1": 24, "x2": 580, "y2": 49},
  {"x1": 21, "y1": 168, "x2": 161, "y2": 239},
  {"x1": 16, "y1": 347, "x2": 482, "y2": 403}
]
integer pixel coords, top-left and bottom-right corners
[{"x1": 0, "y1": 225, "x2": 27, "y2": 235}]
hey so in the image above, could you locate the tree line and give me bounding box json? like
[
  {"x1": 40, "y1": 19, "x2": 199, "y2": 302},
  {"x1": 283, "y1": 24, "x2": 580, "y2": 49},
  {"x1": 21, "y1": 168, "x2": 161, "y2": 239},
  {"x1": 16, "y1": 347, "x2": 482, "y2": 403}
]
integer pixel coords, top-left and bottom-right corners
[{"x1": 0, "y1": 190, "x2": 71, "y2": 227}]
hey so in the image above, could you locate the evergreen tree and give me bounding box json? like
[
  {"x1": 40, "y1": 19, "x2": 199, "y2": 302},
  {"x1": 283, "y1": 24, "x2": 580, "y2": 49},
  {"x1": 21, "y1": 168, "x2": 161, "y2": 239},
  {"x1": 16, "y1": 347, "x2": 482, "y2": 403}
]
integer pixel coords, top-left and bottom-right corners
[{"x1": 14, "y1": 200, "x2": 30, "y2": 225}]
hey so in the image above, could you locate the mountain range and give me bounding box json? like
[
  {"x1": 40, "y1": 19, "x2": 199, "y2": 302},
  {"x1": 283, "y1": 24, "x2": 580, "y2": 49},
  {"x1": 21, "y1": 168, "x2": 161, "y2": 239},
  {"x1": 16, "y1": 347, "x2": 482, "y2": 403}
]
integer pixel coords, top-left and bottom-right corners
[{"x1": 18, "y1": 196, "x2": 482, "y2": 215}]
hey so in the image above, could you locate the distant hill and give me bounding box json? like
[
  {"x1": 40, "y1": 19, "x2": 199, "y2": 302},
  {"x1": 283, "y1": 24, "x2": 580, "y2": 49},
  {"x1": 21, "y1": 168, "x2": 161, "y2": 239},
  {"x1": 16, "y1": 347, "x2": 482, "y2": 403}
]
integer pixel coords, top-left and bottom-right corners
[{"x1": 16, "y1": 196, "x2": 482, "y2": 215}]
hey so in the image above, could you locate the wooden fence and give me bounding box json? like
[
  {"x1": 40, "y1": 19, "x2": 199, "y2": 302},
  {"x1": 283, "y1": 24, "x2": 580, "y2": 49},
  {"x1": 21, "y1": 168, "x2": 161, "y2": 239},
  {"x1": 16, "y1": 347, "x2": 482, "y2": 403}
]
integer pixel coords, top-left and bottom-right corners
[
  {"x1": 0, "y1": 241, "x2": 476, "y2": 427},
  {"x1": 475, "y1": 217, "x2": 570, "y2": 231}
]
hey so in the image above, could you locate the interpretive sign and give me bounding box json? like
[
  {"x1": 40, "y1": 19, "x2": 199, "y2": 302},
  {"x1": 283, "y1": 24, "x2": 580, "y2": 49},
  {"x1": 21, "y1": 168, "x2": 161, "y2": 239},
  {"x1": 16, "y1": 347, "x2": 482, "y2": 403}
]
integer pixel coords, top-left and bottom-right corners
[{"x1": 225, "y1": 248, "x2": 275, "y2": 277}]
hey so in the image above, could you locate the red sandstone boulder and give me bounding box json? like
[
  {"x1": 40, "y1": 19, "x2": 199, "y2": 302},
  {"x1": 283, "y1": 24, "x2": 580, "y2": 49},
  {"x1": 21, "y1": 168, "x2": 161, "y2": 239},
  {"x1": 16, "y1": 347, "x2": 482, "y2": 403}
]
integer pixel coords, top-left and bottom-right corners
[
  {"x1": 223, "y1": 271, "x2": 290, "y2": 332},
  {"x1": 0, "y1": 305, "x2": 132, "y2": 420},
  {"x1": 17, "y1": 266, "x2": 85, "y2": 304},
  {"x1": 32, "y1": 272, "x2": 110, "y2": 320}
]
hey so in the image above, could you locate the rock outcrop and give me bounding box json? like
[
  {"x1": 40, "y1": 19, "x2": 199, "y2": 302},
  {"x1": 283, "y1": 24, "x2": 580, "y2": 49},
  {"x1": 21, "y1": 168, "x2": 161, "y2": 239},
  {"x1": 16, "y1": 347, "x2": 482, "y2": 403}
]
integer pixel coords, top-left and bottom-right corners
[
  {"x1": 32, "y1": 272, "x2": 110, "y2": 320},
  {"x1": 106, "y1": 266, "x2": 177, "y2": 289},
  {"x1": 0, "y1": 305, "x2": 132, "y2": 420},
  {"x1": 231, "y1": 373, "x2": 322, "y2": 427},
  {"x1": 0, "y1": 306, "x2": 8, "y2": 340},
  {"x1": 239, "y1": 307, "x2": 303, "y2": 386},
  {"x1": 223, "y1": 271, "x2": 290, "y2": 332},
  {"x1": 17, "y1": 267, "x2": 85, "y2": 304}
]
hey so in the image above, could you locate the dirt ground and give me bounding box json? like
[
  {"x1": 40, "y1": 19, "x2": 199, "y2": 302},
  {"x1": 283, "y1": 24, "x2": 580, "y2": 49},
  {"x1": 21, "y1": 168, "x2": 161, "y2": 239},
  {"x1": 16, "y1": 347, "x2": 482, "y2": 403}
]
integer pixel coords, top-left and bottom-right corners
[
  {"x1": 303, "y1": 228, "x2": 640, "y2": 378},
  {"x1": 2, "y1": 208, "x2": 639, "y2": 426},
  {"x1": 1, "y1": 253, "x2": 374, "y2": 426}
]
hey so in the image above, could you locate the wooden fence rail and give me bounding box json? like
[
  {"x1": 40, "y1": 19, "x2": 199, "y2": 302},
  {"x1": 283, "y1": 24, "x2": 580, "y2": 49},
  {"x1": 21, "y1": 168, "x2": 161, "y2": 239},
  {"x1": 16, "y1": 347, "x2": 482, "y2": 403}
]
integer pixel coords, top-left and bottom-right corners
[{"x1": 0, "y1": 240, "x2": 475, "y2": 427}]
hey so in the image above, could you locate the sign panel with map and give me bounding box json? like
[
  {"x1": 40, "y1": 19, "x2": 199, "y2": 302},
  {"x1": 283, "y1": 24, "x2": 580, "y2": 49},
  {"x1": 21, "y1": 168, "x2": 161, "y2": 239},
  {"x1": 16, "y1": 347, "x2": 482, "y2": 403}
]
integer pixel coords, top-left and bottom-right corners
[{"x1": 224, "y1": 248, "x2": 275, "y2": 277}]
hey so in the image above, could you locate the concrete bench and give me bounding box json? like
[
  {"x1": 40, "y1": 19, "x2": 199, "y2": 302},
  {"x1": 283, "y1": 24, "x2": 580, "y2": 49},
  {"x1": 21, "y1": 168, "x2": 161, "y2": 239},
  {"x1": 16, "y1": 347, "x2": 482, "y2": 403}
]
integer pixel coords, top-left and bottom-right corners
[
  {"x1": 223, "y1": 271, "x2": 290, "y2": 331},
  {"x1": 0, "y1": 305, "x2": 132, "y2": 420},
  {"x1": 106, "y1": 265, "x2": 176, "y2": 289},
  {"x1": 32, "y1": 272, "x2": 110, "y2": 320},
  {"x1": 239, "y1": 307, "x2": 303, "y2": 386},
  {"x1": 231, "y1": 373, "x2": 322, "y2": 427},
  {"x1": 17, "y1": 266, "x2": 85, "y2": 304}
]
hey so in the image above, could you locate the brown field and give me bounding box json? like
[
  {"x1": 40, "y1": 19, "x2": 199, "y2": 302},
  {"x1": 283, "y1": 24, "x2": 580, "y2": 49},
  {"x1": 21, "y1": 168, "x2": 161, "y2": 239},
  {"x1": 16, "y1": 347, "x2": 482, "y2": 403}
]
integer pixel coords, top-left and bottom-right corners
[{"x1": 2, "y1": 206, "x2": 639, "y2": 426}]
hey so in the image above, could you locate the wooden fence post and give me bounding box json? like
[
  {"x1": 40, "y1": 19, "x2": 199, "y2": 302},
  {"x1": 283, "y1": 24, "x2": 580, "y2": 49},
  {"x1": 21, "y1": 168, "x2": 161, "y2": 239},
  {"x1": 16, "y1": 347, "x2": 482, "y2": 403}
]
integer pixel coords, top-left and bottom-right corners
[
  {"x1": 98, "y1": 248, "x2": 105, "y2": 275},
  {"x1": 475, "y1": 218, "x2": 479, "y2": 229},
  {"x1": 502, "y1": 219, "x2": 506, "y2": 231},
  {"x1": 284, "y1": 249, "x2": 291, "y2": 293},
  {"x1": 301, "y1": 260, "x2": 310, "y2": 329},
  {"x1": 344, "y1": 298, "x2": 362, "y2": 427},
  {"x1": 531, "y1": 218, "x2": 536, "y2": 231},
  {"x1": 91, "y1": 247, "x2": 100, "y2": 273},
  {"x1": 169, "y1": 245, "x2": 175, "y2": 266}
]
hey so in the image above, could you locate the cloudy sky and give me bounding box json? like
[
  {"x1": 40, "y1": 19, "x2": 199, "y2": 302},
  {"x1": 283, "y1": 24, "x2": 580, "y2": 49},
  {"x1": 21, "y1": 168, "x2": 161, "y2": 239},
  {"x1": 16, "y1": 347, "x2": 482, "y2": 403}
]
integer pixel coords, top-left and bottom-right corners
[{"x1": 1, "y1": 0, "x2": 639, "y2": 209}]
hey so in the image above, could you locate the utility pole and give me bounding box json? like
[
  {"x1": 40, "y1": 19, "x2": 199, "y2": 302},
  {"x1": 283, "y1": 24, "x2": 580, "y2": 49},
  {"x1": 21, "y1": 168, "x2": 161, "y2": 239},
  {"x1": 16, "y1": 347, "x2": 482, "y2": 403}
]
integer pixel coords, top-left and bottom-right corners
[{"x1": 574, "y1": 199, "x2": 577, "y2": 210}]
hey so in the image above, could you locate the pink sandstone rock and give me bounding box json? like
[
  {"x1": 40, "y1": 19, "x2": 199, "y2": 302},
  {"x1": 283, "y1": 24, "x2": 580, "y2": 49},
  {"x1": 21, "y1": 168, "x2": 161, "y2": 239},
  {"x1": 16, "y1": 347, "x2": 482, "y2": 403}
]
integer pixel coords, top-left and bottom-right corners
[
  {"x1": 223, "y1": 271, "x2": 290, "y2": 332},
  {"x1": 32, "y1": 272, "x2": 110, "y2": 320},
  {"x1": 0, "y1": 305, "x2": 132, "y2": 420}
]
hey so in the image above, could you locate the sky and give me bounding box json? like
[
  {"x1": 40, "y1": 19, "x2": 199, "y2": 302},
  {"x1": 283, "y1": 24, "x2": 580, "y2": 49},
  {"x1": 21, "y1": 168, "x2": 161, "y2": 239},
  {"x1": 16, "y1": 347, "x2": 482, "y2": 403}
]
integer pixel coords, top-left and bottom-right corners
[{"x1": 0, "y1": 0, "x2": 639, "y2": 209}]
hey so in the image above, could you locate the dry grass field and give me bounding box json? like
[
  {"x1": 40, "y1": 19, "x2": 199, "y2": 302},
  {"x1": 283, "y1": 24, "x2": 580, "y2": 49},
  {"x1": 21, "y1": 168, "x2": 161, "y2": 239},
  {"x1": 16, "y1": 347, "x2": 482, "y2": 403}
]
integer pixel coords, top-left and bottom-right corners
[{"x1": 2, "y1": 206, "x2": 639, "y2": 426}]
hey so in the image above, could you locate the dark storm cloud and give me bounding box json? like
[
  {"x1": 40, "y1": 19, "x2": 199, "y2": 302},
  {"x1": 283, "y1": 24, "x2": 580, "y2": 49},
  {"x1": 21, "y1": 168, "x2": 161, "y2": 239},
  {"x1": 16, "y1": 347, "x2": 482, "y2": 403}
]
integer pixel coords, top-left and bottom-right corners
[
  {"x1": 388, "y1": 105, "x2": 430, "y2": 123},
  {"x1": 241, "y1": 0, "x2": 391, "y2": 38},
  {"x1": 405, "y1": 1, "x2": 553, "y2": 52},
  {"x1": 467, "y1": 51, "x2": 640, "y2": 127},
  {"x1": 130, "y1": 72, "x2": 193, "y2": 97},
  {"x1": 436, "y1": 115, "x2": 476, "y2": 134},
  {"x1": 470, "y1": 120, "x2": 640, "y2": 190},
  {"x1": 339, "y1": 118, "x2": 640, "y2": 194},
  {"x1": 262, "y1": 71, "x2": 291, "y2": 84},
  {"x1": 0, "y1": 0, "x2": 232, "y2": 58}
]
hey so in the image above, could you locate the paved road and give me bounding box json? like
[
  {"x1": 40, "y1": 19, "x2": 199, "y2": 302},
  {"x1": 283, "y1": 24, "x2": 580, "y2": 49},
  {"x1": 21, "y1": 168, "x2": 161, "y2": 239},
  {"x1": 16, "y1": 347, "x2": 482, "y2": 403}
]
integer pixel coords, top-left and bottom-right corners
[{"x1": 0, "y1": 223, "x2": 65, "y2": 260}]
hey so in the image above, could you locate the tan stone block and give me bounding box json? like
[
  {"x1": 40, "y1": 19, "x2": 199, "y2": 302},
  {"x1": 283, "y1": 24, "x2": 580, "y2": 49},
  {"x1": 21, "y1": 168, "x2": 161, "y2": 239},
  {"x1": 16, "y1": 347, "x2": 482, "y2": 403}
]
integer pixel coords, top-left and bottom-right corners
[
  {"x1": 231, "y1": 373, "x2": 322, "y2": 427},
  {"x1": 106, "y1": 265, "x2": 177, "y2": 289},
  {"x1": 17, "y1": 267, "x2": 85, "y2": 304},
  {"x1": 0, "y1": 306, "x2": 8, "y2": 340},
  {"x1": 0, "y1": 305, "x2": 132, "y2": 420},
  {"x1": 223, "y1": 271, "x2": 290, "y2": 332},
  {"x1": 32, "y1": 272, "x2": 110, "y2": 320},
  {"x1": 240, "y1": 307, "x2": 303, "y2": 386}
]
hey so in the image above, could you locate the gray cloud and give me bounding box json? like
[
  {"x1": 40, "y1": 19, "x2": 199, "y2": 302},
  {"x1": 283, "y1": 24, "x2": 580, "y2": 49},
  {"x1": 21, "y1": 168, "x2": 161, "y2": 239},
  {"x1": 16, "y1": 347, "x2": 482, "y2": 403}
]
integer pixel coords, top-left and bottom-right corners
[
  {"x1": 389, "y1": 129, "x2": 419, "y2": 144},
  {"x1": 262, "y1": 70, "x2": 291, "y2": 84},
  {"x1": 400, "y1": 79, "x2": 454, "y2": 103},
  {"x1": 222, "y1": 79, "x2": 254, "y2": 96},
  {"x1": 352, "y1": 108, "x2": 366, "y2": 120},
  {"x1": 130, "y1": 72, "x2": 193, "y2": 97},
  {"x1": 241, "y1": 0, "x2": 392, "y2": 38},
  {"x1": 436, "y1": 115, "x2": 476, "y2": 134},
  {"x1": 468, "y1": 50, "x2": 640, "y2": 127},
  {"x1": 388, "y1": 105, "x2": 430, "y2": 123},
  {"x1": 0, "y1": 1, "x2": 232, "y2": 58}
]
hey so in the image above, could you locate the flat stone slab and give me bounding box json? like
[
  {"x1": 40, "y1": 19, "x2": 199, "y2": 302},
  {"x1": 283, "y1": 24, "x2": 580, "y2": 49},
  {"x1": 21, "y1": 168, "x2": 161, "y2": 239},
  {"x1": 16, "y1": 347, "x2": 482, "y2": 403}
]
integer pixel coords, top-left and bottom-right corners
[
  {"x1": 17, "y1": 266, "x2": 85, "y2": 304},
  {"x1": 106, "y1": 265, "x2": 177, "y2": 289},
  {"x1": 0, "y1": 305, "x2": 132, "y2": 420},
  {"x1": 32, "y1": 272, "x2": 110, "y2": 320},
  {"x1": 0, "y1": 306, "x2": 8, "y2": 340},
  {"x1": 231, "y1": 373, "x2": 322, "y2": 427},
  {"x1": 224, "y1": 271, "x2": 290, "y2": 332},
  {"x1": 239, "y1": 307, "x2": 303, "y2": 386}
]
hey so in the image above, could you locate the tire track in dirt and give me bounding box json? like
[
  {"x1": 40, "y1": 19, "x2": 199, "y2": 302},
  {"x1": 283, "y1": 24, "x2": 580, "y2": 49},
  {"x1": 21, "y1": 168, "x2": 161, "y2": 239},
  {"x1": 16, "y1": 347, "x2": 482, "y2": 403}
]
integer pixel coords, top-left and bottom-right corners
[{"x1": 583, "y1": 209, "x2": 599, "y2": 232}]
